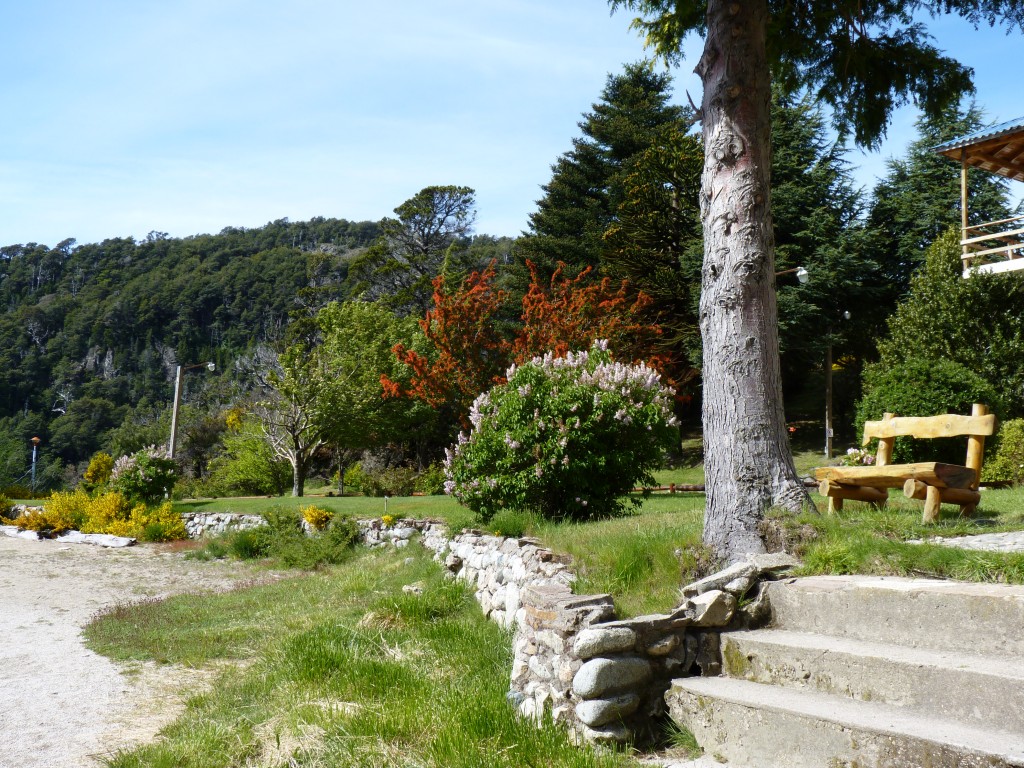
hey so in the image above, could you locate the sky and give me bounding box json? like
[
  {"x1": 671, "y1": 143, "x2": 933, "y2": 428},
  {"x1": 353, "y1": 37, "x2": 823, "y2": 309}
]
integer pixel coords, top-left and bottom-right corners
[{"x1": 1, "y1": 1, "x2": 1021, "y2": 248}]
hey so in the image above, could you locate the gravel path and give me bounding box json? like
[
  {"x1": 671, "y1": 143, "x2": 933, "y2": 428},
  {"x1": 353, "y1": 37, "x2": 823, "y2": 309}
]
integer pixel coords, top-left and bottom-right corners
[{"x1": 0, "y1": 535, "x2": 265, "y2": 768}]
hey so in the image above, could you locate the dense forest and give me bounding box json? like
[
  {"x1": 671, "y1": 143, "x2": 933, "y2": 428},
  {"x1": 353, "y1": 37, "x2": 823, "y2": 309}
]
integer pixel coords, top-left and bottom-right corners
[{"x1": 1, "y1": 64, "x2": 1020, "y2": 496}]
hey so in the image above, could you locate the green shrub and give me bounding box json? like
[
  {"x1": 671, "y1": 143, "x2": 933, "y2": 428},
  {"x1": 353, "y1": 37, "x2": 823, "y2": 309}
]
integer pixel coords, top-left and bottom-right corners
[
  {"x1": 343, "y1": 463, "x2": 366, "y2": 493},
  {"x1": 983, "y1": 418, "x2": 1024, "y2": 484},
  {"x1": 227, "y1": 528, "x2": 272, "y2": 559},
  {"x1": 856, "y1": 356, "x2": 998, "y2": 464},
  {"x1": 190, "y1": 506, "x2": 361, "y2": 569},
  {"x1": 414, "y1": 463, "x2": 447, "y2": 495},
  {"x1": 445, "y1": 340, "x2": 678, "y2": 522},
  {"x1": 0, "y1": 493, "x2": 11, "y2": 519},
  {"x1": 361, "y1": 467, "x2": 418, "y2": 497},
  {"x1": 1, "y1": 484, "x2": 36, "y2": 500}
]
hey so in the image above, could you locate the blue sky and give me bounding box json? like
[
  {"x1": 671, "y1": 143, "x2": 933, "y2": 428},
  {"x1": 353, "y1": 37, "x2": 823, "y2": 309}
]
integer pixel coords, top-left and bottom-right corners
[{"x1": 1, "y1": 1, "x2": 1021, "y2": 247}]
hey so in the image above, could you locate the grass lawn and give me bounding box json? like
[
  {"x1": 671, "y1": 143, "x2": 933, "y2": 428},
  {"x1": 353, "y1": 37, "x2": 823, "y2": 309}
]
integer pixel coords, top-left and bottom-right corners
[
  {"x1": 85, "y1": 546, "x2": 638, "y2": 768},
  {"x1": 79, "y1": 466, "x2": 1024, "y2": 765}
]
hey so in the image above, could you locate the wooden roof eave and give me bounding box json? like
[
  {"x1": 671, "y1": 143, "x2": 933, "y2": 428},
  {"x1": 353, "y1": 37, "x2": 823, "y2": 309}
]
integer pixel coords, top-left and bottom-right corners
[{"x1": 935, "y1": 123, "x2": 1024, "y2": 183}]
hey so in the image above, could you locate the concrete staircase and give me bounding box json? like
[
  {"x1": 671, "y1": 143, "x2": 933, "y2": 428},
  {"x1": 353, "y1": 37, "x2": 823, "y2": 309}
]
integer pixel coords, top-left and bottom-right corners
[{"x1": 665, "y1": 575, "x2": 1024, "y2": 767}]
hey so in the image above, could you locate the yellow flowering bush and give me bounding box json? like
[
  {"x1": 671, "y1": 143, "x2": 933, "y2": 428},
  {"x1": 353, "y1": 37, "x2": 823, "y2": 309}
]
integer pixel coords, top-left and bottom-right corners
[
  {"x1": 8, "y1": 489, "x2": 187, "y2": 542},
  {"x1": 80, "y1": 491, "x2": 133, "y2": 534},
  {"x1": 83, "y1": 452, "x2": 115, "y2": 487},
  {"x1": 301, "y1": 504, "x2": 334, "y2": 532},
  {"x1": 381, "y1": 514, "x2": 395, "y2": 528},
  {"x1": 46, "y1": 489, "x2": 91, "y2": 531}
]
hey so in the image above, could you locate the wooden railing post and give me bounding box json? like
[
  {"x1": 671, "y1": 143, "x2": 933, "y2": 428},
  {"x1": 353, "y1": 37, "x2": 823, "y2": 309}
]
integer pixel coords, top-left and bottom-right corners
[{"x1": 876, "y1": 412, "x2": 895, "y2": 467}]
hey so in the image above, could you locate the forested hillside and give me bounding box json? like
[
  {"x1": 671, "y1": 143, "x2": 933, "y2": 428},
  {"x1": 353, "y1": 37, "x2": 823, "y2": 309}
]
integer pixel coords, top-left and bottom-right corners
[
  {"x1": 0, "y1": 217, "x2": 379, "y2": 482},
  {"x1": 1, "y1": 64, "x2": 1017, "y2": 498}
]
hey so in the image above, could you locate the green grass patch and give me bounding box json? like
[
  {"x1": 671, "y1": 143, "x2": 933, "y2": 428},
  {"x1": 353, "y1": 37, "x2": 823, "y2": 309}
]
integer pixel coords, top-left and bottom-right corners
[
  {"x1": 88, "y1": 547, "x2": 636, "y2": 768},
  {"x1": 537, "y1": 494, "x2": 708, "y2": 617},
  {"x1": 777, "y1": 492, "x2": 1024, "y2": 584}
]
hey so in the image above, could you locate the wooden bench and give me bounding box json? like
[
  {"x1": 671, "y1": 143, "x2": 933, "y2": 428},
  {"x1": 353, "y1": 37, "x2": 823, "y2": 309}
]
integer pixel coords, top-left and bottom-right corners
[{"x1": 815, "y1": 404, "x2": 995, "y2": 523}]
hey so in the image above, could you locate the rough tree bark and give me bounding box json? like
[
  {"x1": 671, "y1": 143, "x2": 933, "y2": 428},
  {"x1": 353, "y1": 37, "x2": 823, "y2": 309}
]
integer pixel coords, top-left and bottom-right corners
[{"x1": 697, "y1": 0, "x2": 810, "y2": 561}]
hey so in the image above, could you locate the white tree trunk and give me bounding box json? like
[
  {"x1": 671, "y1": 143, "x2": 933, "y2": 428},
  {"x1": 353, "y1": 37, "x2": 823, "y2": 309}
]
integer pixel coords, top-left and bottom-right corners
[{"x1": 697, "y1": 0, "x2": 809, "y2": 561}]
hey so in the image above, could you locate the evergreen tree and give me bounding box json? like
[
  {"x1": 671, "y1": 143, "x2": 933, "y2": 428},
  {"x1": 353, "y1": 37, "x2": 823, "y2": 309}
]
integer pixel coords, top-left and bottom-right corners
[
  {"x1": 611, "y1": 0, "x2": 1024, "y2": 559},
  {"x1": 769, "y1": 90, "x2": 884, "y2": 409},
  {"x1": 601, "y1": 125, "x2": 704, "y2": 396},
  {"x1": 349, "y1": 186, "x2": 477, "y2": 316},
  {"x1": 869, "y1": 105, "x2": 1015, "y2": 297},
  {"x1": 517, "y1": 62, "x2": 688, "y2": 281}
]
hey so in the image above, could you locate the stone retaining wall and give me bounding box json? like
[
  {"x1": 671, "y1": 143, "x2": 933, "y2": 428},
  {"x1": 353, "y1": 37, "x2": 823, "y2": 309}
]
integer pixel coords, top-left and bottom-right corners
[
  {"x1": 180, "y1": 512, "x2": 266, "y2": 538},
  {"x1": 177, "y1": 511, "x2": 796, "y2": 744}
]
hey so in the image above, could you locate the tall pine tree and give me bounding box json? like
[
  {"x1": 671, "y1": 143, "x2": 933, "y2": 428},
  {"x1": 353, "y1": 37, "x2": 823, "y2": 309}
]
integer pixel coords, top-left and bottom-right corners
[{"x1": 516, "y1": 62, "x2": 689, "y2": 281}]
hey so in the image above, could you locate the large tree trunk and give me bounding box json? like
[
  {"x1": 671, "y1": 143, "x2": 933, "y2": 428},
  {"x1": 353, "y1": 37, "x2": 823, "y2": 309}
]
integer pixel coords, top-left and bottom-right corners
[{"x1": 697, "y1": 0, "x2": 809, "y2": 561}]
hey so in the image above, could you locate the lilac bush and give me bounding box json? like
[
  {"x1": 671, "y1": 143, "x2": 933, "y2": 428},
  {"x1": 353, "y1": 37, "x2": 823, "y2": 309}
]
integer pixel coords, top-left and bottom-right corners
[
  {"x1": 444, "y1": 340, "x2": 678, "y2": 522},
  {"x1": 109, "y1": 446, "x2": 178, "y2": 504}
]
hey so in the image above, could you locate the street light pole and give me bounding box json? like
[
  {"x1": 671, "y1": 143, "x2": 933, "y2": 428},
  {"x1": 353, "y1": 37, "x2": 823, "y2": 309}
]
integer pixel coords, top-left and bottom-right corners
[
  {"x1": 168, "y1": 362, "x2": 215, "y2": 459},
  {"x1": 30, "y1": 436, "x2": 40, "y2": 492},
  {"x1": 825, "y1": 311, "x2": 852, "y2": 459}
]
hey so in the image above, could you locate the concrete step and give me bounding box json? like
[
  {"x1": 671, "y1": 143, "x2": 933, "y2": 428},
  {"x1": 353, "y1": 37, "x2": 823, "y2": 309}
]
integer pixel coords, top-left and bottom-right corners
[
  {"x1": 765, "y1": 576, "x2": 1024, "y2": 656},
  {"x1": 722, "y1": 629, "x2": 1024, "y2": 732},
  {"x1": 667, "y1": 676, "x2": 1024, "y2": 768}
]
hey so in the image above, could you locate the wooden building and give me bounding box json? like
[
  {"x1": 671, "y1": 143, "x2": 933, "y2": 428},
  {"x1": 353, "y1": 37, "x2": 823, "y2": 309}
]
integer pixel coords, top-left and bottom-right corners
[{"x1": 933, "y1": 116, "x2": 1024, "y2": 275}]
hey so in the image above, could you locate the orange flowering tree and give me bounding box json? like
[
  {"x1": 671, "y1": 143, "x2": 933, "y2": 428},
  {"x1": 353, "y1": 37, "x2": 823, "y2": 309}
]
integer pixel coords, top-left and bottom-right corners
[
  {"x1": 385, "y1": 259, "x2": 682, "y2": 427},
  {"x1": 381, "y1": 263, "x2": 511, "y2": 427}
]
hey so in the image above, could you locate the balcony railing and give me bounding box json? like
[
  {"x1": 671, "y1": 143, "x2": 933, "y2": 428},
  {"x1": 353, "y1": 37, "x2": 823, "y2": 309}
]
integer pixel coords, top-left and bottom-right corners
[{"x1": 961, "y1": 214, "x2": 1024, "y2": 274}]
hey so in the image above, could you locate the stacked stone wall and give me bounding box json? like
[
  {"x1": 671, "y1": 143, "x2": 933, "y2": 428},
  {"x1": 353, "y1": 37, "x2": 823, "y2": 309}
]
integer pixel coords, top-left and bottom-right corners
[{"x1": 181, "y1": 512, "x2": 266, "y2": 538}]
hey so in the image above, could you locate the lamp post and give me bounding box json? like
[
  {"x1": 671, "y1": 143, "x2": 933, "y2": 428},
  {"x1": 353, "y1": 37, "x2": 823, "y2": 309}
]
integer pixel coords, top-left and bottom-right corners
[
  {"x1": 775, "y1": 266, "x2": 810, "y2": 283},
  {"x1": 30, "y1": 436, "x2": 40, "y2": 492},
  {"x1": 169, "y1": 362, "x2": 215, "y2": 459},
  {"x1": 824, "y1": 311, "x2": 852, "y2": 459}
]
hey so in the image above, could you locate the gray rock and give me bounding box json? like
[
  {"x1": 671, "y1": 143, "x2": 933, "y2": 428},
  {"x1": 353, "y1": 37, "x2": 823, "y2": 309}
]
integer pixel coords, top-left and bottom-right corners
[
  {"x1": 645, "y1": 634, "x2": 680, "y2": 656},
  {"x1": 572, "y1": 657, "x2": 652, "y2": 700},
  {"x1": 690, "y1": 590, "x2": 736, "y2": 627},
  {"x1": 575, "y1": 693, "x2": 640, "y2": 727},
  {"x1": 745, "y1": 551, "x2": 801, "y2": 574},
  {"x1": 536, "y1": 629, "x2": 566, "y2": 654},
  {"x1": 722, "y1": 575, "x2": 755, "y2": 597},
  {"x1": 681, "y1": 562, "x2": 757, "y2": 597},
  {"x1": 580, "y1": 722, "x2": 631, "y2": 744},
  {"x1": 56, "y1": 531, "x2": 136, "y2": 548},
  {"x1": 402, "y1": 581, "x2": 424, "y2": 595},
  {"x1": 572, "y1": 627, "x2": 637, "y2": 659}
]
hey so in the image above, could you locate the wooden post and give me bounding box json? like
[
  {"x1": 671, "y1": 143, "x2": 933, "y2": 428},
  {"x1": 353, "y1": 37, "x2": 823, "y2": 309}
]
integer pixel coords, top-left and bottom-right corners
[
  {"x1": 876, "y1": 412, "x2": 895, "y2": 467},
  {"x1": 961, "y1": 148, "x2": 970, "y2": 264},
  {"x1": 965, "y1": 404, "x2": 988, "y2": 490},
  {"x1": 963, "y1": 403, "x2": 988, "y2": 515},
  {"x1": 922, "y1": 484, "x2": 943, "y2": 524},
  {"x1": 819, "y1": 480, "x2": 887, "y2": 503},
  {"x1": 902, "y1": 479, "x2": 981, "y2": 507}
]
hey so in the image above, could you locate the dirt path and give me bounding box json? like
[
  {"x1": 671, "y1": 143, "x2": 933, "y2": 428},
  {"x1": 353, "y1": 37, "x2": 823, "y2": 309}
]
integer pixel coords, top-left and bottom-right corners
[{"x1": 0, "y1": 535, "x2": 267, "y2": 768}]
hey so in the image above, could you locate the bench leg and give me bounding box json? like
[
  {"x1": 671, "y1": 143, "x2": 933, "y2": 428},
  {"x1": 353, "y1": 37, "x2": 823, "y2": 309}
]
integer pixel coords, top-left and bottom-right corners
[
  {"x1": 921, "y1": 484, "x2": 942, "y2": 524},
  {"x1": 828, "y1": 496, "x2": 843, "y2": 515}
]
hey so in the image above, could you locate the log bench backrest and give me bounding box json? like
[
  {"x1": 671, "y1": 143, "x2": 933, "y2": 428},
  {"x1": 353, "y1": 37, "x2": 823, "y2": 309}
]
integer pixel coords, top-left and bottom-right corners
[{"x1": 860, "y1": 404, "x2": 994, "y2": 488}]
